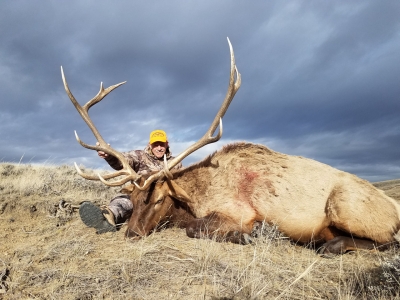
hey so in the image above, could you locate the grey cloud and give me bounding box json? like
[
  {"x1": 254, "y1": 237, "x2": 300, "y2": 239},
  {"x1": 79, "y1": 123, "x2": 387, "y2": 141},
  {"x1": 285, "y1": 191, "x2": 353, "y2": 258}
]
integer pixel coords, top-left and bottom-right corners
[{"x1": 1, "y1": 0, "x2": 400, "y2": 182}]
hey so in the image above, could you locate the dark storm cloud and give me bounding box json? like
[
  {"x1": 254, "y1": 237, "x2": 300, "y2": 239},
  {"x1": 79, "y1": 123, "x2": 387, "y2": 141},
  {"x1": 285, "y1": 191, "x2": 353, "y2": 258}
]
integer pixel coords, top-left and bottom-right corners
[{"x1": 1, "y1": 0, "x2": 400, "y2": 182}]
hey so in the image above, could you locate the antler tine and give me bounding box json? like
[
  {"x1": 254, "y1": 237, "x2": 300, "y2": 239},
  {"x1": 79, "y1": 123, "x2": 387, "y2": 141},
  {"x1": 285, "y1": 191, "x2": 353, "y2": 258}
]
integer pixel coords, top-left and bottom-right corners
[
  {"x1": 61, "y1": 66, "x2": 126, "y2": 146},
  {"x1": 129, "y1": 154, "x2": 173, "y2": 190},
  {"x1": 170, "y1": 38, "x2": 240, "y2": 169},
  {"x1": 74, "y1": 162, "x2": 130, "y2": 181},
  {"x1": 163, "y1": 154, "x2": 174, "y2": 180},
  {"x1": 134, "y1": 37, "x2": 241, "y2": 189},
  {"x1": 97, "y1": 172, "x2": 136, "y2": 186},
  {"x1": 206, "y1": 37, "x2": 241, "y2": 137},
  {"x1": 133, "y1": 173, "x2": 159, "y2": 190},
  {"x1": 61, "y1": 66, "x2": 141, "y2": 185},
  {"x1": 128, "y1": 154, "x2": 172, "y2": 190}
]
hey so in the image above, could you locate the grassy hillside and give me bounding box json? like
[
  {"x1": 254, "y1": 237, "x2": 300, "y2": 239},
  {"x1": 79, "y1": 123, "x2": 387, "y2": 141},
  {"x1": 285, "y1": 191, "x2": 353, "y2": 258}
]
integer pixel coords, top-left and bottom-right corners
[
  {"x1": 372, "y1": 179, "x2": 400, "y2": 200},
  {"x1": 1, "y1": 163, "x2": 400, "y2": 299}
]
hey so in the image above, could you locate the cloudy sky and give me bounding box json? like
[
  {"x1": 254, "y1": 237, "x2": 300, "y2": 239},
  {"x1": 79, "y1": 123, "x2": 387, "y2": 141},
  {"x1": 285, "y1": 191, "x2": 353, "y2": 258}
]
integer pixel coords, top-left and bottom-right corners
[{"x1": 1, "y1": 1, "x2": 400, "y2": 182}]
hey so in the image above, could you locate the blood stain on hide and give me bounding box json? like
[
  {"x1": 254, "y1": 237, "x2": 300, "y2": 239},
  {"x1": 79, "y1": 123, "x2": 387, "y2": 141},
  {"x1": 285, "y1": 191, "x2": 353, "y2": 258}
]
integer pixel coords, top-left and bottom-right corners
[{"x1": 237, "y1": 166, "x2": 259, "y2": 200}]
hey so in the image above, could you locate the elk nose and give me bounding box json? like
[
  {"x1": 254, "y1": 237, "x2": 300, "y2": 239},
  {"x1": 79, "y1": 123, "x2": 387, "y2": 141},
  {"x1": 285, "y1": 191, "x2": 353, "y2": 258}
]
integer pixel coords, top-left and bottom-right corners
[{"x1": 125, "y1": 228, "x2": 141, "y2": 240}]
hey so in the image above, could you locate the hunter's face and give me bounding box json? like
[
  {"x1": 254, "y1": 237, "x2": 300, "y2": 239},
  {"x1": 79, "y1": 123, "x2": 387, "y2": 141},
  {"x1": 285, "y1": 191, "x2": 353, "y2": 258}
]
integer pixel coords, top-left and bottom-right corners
[{"x1": 150, "y1": 141, "x2": 168, "y2": 159}]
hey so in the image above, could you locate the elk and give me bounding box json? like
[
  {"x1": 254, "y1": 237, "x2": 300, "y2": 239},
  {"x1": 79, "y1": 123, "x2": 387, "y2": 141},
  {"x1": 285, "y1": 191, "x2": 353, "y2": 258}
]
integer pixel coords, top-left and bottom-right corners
[{"x1": 62, "y1": 38, "x2": 400, "y2": 255}]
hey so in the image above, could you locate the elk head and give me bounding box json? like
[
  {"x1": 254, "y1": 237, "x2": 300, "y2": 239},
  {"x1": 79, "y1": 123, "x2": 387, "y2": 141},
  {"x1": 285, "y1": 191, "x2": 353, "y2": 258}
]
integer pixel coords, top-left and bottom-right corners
[
  {"x1": 62, "y1": 38, "x2": 241, "y2": 238},
  {"x1": 122, "y1": 176, "x2": 193, "y2": 239}
]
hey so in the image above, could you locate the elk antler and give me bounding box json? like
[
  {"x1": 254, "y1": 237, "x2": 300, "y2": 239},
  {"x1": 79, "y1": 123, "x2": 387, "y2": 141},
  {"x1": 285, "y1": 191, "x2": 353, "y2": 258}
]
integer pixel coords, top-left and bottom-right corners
[
  {"x1": 136, "y1": 37, "x2": 241, "y2": 190},
  {"x1": 61, "y1": 67, "x2": 142, "y2": 186}
]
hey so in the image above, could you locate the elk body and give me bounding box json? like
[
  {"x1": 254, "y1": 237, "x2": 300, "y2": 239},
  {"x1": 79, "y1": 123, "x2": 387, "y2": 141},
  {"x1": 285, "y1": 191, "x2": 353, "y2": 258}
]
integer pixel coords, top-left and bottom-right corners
[
  {"x1": 62, "y1": 39, "x2": 400, "y2": 255},
  {"x1": 125, "y1": 142, "x2": 400, "y2": 254}
]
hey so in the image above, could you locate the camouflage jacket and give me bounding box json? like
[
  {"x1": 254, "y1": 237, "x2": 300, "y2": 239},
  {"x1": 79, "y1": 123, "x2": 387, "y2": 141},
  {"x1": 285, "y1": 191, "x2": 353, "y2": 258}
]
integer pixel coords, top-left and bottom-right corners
[{"x1": 104, "y1": 146, "x2": 183, "y2": 175}]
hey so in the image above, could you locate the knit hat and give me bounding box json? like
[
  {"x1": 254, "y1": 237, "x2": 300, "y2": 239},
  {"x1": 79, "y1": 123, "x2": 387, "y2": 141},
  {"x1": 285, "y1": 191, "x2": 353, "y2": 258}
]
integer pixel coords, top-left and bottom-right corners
[{"x1": 149, "y1": 130, "x2": 168, "y2": 144}]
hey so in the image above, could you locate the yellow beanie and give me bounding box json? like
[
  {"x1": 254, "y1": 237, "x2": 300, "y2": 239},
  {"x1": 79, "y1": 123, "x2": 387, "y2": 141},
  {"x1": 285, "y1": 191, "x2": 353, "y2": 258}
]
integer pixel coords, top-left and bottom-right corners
[{"x1": 149, "y1": 130, "x2": 168, "y2": 144}]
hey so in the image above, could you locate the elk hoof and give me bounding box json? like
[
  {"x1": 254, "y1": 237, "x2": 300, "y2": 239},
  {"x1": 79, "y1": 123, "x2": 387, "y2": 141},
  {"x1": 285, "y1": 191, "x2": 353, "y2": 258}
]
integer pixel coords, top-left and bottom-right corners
[
  {"x1": 318, "y1": 237, "x2": 347, "y2": 256},
  {"x1": 186, "y1": 226, "x2": 201, "y2": 239},
  {"x1": 241, "y1": 233, "x2": 253, "y2": 245}
]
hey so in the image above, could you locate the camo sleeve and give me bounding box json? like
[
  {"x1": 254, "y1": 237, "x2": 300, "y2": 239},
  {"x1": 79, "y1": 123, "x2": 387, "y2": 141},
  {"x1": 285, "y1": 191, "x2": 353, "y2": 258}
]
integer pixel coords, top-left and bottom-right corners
[
  {"x1": 104, "y1": 149, "x2": 183, "y2": 175},
  {"x1": 104, "y1": 150, "x2": 141, "y2": 172}
]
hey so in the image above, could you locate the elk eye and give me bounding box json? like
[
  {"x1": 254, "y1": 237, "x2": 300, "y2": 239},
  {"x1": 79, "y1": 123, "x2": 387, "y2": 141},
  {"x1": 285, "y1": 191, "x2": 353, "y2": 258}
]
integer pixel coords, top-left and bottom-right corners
[{"x1": 155, "y1": 198, "x2": 163, "y2": 205}]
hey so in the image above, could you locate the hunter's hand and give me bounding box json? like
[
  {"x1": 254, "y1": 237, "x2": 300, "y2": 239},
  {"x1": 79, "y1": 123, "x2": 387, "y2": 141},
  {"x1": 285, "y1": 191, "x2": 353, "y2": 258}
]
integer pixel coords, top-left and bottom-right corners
[{"x1": 96, "y1": 142, "x2": 110, "y2": 158}]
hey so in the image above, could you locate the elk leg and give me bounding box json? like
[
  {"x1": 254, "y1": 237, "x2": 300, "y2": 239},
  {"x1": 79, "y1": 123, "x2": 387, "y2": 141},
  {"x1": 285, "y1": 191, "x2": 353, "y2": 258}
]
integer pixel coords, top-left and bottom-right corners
[
  {"x1": 318, "y1": 236, "x2": 381, "y2": 255},
  {"x1": 185, "y1": 212, "x2": 253, "y2": 245}
]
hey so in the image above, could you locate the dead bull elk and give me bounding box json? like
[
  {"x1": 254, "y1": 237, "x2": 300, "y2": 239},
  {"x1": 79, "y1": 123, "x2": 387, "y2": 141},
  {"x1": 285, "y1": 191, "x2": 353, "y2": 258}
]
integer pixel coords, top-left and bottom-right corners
[{"x1": 62, "y1": 38, "x2": 400, "y2": 255}]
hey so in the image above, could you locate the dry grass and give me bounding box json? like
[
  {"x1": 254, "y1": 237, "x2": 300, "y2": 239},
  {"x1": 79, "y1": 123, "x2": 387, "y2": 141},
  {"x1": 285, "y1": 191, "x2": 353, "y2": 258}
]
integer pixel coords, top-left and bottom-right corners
[
  {"x1": 373, "y1": 179, "x2": 400, "y2": 201},
  {"x1": 1, "y1": 162, "x2": 400, "y2": 299}
]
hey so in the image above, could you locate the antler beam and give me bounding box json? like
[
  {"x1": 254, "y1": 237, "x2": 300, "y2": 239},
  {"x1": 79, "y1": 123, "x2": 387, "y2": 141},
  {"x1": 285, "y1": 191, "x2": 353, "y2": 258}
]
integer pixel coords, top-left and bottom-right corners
[
  {"x1": 61, "y1": 67, "x2": 142, "y2": 186},
  {"x1": 135, "y1": 37, "x2": 241, "y2": 190}
]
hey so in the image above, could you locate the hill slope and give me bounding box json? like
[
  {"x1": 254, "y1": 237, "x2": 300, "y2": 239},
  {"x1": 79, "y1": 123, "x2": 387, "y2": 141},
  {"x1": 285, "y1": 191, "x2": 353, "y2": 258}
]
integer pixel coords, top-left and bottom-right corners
[{"x1": 372, "y1": 179, "x2": 400, "y2": 200}]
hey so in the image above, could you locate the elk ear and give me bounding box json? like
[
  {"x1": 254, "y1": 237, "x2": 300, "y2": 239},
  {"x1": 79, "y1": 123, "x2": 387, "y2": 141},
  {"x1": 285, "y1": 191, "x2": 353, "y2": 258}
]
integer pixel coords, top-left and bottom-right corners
[
  {"x1": 166, "y1": 181, "x2": 192, "y2": 203},
  {"x1": 120, "y1": 184, "x2": 136, "y2": 194}
]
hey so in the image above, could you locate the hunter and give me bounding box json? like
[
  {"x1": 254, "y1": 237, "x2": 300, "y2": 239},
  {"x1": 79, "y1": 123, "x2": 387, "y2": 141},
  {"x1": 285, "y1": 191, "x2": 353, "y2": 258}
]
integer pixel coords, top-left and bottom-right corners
[{"x1": 79, "y1": 129, "x2": 183, "y2": 233}]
